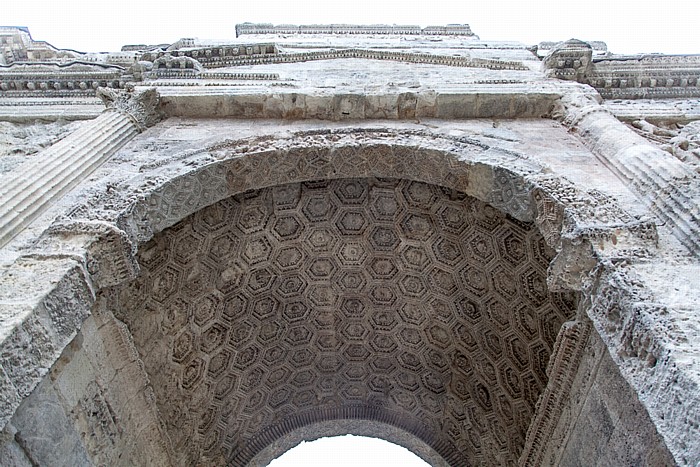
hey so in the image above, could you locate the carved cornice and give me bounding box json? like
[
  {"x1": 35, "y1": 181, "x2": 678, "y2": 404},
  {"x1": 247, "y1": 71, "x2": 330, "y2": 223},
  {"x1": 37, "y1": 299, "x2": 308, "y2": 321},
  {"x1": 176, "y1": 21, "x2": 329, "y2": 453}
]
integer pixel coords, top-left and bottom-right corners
[
  {"x1": 519, "y1": 319, "x2": 592, "y2": 466},
  {"x1": 97, "y1": 87, "x2": 162, "y2": 131},
  {"x1": 543, "y1": 41, "x2": 700, "y2": 99},
  {"x1": 0, "y1": 62, "x2": 126, "y2": 96},
  {"x1": 165, "y1": 47, "x2": 527, "y2": 71},
  {"x1": 541, "y1": 39, "x2": 593, "y2": 82},
  {"x1": 152, "y1": 53, "x2": 203, "y2": 72},
  {"x1": 235, "y1": 23, "x2": 475, "y2": 37},
  {"x1": 143, "y1": 71, "x2": 280, "y2": 81}
]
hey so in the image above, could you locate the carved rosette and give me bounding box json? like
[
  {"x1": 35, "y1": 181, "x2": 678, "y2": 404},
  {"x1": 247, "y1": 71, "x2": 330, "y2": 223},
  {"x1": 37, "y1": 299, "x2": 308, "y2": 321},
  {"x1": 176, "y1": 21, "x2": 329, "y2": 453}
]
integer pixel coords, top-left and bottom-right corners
[{"x1": 97, "y1": 87, "x2": 162, "y2": 131}]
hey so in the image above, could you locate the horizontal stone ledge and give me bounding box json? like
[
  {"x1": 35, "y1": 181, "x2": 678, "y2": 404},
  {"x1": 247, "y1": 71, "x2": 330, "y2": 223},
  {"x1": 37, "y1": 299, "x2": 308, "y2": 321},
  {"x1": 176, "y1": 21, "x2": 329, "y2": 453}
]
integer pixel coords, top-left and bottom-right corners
[
  {"x1": 0, "y1": 98, "x2": 104, "y2": 122},
  {"x1": 0, "y1": 105, "x2": 103, "y2": 122},
  {"x1": 156, "y1": 89, "x2": 561, "y2": 120},
  {"x1": 604, "y1": 99, "x2": 700, "y2": 124}
]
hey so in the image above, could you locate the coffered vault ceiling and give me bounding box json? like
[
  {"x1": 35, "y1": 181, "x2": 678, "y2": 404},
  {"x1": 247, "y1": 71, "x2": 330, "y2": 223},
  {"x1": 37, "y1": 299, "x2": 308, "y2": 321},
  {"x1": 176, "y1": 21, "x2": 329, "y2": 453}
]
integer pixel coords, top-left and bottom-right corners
[{"x1": 114, "y1": 177, "x2": 578, "y2": 466}]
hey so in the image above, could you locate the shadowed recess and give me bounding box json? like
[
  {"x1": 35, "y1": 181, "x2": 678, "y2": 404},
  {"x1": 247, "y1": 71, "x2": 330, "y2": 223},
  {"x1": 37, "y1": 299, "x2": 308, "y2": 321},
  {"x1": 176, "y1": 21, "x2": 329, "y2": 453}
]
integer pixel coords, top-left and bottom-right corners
[{"x1": 112, "y1": 177, "x2": 578, "y2": 466}]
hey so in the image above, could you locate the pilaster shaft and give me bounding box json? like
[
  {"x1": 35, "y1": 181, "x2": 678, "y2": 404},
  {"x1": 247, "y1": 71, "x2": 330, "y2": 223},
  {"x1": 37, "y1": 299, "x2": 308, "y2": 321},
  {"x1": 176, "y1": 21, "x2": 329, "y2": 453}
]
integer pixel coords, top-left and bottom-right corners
[
  {"x1": 0, "y1": 89, "x2": 161, "y2": 248},
  {"x1": 564, "y1": 95, "x2": 700, "y2": 255}
]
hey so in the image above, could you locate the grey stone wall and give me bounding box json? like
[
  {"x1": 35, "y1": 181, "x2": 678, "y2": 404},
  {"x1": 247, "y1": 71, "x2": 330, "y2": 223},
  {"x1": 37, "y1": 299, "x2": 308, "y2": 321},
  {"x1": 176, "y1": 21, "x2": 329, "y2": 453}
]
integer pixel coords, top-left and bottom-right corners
[
  {"x1": 0, "y1": 309, "x2": 172, "y2": 467},
  {"x1": 554, "y1": 329, "x2": 675, "y2": 466}
]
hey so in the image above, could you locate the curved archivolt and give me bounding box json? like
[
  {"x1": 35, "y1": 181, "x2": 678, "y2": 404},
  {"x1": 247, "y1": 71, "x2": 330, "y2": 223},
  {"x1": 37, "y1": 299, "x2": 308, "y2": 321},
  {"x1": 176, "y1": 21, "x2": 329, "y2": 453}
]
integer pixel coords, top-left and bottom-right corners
[
  {"x1": 112, "y1": 177, "x2": 578, "y2": 466},
  {"x1": 38, "y1": 128, "x2": 650, "y2": 466}
]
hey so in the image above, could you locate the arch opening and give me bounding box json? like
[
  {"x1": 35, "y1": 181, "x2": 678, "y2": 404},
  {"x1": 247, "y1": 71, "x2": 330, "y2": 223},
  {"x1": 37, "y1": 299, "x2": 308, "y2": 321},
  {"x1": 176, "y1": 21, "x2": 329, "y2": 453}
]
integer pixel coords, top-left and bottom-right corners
[
  {"x1": 267, "y1": 433, "x2": 431, "y2": 467},
  {"x1": 111, "y1": 176, "x2": 579, "y2": 466}
]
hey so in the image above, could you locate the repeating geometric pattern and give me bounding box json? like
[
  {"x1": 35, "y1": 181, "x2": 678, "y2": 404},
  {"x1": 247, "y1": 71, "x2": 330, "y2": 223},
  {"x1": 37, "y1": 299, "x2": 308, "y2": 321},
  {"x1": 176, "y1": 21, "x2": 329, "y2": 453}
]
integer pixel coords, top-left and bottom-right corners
[{"x1": 116, "y1": 178, "x2": 577, "y2": 466}]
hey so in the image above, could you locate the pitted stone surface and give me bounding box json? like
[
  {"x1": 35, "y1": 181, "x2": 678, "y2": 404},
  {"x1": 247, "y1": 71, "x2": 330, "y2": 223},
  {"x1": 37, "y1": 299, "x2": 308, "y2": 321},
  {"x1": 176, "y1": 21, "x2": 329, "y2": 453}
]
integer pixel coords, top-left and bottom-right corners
[
  {"x1": 115, "y1": 177, "x2": 577, "y2": 466},
  {"x1": 0, "y1": 22, "x2": 698, "y2": 467},
  {"x1": 0, "y1": 120, "x2": 81, "y2": 174}
]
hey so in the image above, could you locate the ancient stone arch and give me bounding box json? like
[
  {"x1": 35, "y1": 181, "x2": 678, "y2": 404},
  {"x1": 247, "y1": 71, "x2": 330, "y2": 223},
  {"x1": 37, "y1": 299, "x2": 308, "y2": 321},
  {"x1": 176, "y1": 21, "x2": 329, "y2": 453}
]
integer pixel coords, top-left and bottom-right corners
[
  {"x1": 1, "y1": 23, "x2": 699, "y2": 467},
  {"x1": 1, "y1": 128, "x2": 662, "y2": 465},
  {"x1": 102, "y1": 133, "x2": 593, "y2": 466}
]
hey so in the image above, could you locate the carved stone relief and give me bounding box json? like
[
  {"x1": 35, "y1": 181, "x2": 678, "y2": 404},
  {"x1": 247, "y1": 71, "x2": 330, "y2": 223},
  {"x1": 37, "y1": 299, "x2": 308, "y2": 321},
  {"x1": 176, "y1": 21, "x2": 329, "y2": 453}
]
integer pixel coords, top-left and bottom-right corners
[
  {"x1": 0, "y1": 21, "x2": 697, "y2": 467},
  {"x1": 97, "y1": 87, "x2": 162, "y2": 131},
  {"x1": 113, "y1": 177, "x2": 578, "y2": 466}
]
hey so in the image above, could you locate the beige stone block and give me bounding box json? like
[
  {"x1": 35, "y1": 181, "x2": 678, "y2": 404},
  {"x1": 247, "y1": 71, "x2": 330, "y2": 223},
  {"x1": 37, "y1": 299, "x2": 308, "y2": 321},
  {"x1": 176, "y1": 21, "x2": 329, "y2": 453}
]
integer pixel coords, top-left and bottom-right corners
[
  {"x1": 364, "y1": 94, "x2": 399, "y2": 119},
  {"x1": 331, "y1": 94, "x2": 366, "y2": 119},
  {"x1": 415, "y1": 91, "x2": 437, "y2": 117},
  {"x1": 435, "y1": 93, "x2": 478, "y2": 118},
  {"x1": 53, "y1": 340, "x2": 95, "y2": 408},
  {"x1": 476, "y1": 93, "x2": 513, "y2": 118},
  {"x1": 304, "y1": 95, "x2": 334, "y2": 120},
  {"x1": 10, "y1": 380, "x2": 90, "y2": 466}
]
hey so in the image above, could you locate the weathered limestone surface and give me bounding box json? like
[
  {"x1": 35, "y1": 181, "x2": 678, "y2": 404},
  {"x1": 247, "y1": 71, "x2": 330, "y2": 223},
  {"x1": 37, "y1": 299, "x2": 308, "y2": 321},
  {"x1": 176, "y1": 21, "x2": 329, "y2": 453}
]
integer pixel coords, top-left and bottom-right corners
[
  {"x1": 605, "y1": 98, "x2": 700, "y2": 124},
  {"x1": 558, "y1": 90, "x2": 700, "y2": 255},
  {"x1": 0, "y1": 88, "x2": 161, "y2": 248},
  {"x1": 541, "y1": 39, "x2": 700, "y2": 100},
  {"x1": 0, "y1": 23, "x2": 698, "y2": 467},
  {"x1": 521, "y1": 318, "x2": 677, "y2": 466},
  {"x1": 0, "y1": 112, "x2": 137, "y2": 247},
  {"x1": 0, "y1": 120, "x2": 82, "y2": 173}
]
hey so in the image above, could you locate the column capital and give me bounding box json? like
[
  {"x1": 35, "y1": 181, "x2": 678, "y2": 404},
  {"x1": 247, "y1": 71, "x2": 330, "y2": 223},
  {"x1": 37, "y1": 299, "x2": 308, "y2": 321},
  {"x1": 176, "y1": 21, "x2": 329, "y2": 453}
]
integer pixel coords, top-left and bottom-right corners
[{"x1": 97, "y1": 87, "x2": 162, "y2": 131}]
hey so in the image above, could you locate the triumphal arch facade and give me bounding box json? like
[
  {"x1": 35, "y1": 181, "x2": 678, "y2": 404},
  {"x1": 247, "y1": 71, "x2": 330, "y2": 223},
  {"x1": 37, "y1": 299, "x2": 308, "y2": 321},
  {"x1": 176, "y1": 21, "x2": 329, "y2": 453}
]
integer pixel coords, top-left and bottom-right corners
[{"x1": 0, "y1": 23, "x2": 699, "y2": 466}]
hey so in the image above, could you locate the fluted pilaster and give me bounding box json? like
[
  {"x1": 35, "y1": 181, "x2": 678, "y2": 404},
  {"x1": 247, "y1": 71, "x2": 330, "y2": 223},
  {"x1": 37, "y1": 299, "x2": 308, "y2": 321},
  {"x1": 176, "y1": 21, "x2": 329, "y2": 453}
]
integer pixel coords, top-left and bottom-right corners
[
  {"x1": 0, "y1": 88, "x2": 161, "y2": 247},
  {"x1": 564, "y1": 93, "x2": 700, "y2": 255}
]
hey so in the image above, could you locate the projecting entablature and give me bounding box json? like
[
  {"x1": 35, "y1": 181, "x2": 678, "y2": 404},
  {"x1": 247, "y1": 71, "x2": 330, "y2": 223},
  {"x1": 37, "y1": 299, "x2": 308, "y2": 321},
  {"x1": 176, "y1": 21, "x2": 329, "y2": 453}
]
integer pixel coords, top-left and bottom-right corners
[{"x1": 541, "y1": 39, "x2": 700, "y2": 99}]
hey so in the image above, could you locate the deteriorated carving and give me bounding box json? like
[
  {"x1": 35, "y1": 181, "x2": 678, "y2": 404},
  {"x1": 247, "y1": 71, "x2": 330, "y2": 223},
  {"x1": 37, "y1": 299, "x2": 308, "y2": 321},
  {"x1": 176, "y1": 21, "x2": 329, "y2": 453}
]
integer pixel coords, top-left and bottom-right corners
[
  {"x1": 97, "y1": 87, "x2": 162, "y2": 131},
  {"x1": 629, "y1": 119, "x2": 700, "y2": 171},
  {"x1": 115, "y1": 178, "x2": 577, "y2": 466},
  {"x1": 559, "y1": 91, "x2": 700, "y2": 256},
  {"x1": 588, "y1": 55, "x2": 700, "y2": 99},
  {"x1": 541, "y1": 38, "x2": 700, "y2": 99},
  {"x1": 542, "y1": 39, "x2": 593, "y2": 82},
  {"x1": 141, "y1": 47, "x2": 526, "y2": 71},
  {"x1": 0, "y1": 120, "x2": 81, "y2": 167},
  {"x1": 235, "y1": 23, "x2": 476, "y2": 37},
  {"x1": 0, "y1": 19, "x2": 698, "y2": 467},
  {"x1": 152, "y1": 54, "x2": 203, "y2": 72},
  {"x1": 519, "y1": 319, "x2": 591, "y2": 465},
  {"x1": 43, "y1": 219, "x2": 139, "y2": 288}
]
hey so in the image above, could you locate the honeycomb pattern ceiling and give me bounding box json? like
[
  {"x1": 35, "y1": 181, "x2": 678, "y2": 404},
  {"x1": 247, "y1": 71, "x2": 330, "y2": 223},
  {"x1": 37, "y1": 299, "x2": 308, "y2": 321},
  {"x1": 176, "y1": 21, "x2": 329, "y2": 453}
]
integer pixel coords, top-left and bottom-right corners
[{"x1": 115, "y1": 177, "x2": 577, "y2": 466}]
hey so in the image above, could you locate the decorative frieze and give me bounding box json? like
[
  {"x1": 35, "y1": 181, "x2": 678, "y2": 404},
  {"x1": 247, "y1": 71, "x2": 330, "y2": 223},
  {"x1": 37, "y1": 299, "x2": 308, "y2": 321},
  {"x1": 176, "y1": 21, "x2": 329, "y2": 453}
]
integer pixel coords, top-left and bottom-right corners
[
  {"x1": 139, "y1": 45, "x2": 525, "y2": 71},
  {"x1": 235, "y1": 23, "x2": 475, "y2": 37},
  {"x1": 541, "y1": 39, "x2": 593, "y2": 82},
  {"x1": 0, "y1": 62, "x2": 124, "y2": 97},
  {"x1": 0, "y1": 22, "x2": 696, "y2": 467},
  {"x1": 542, "y1": 40, "x2": 700, "y2": 99},
  {"x1": 519, "y1": 319, "x2": 592, "y2": 466}
]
